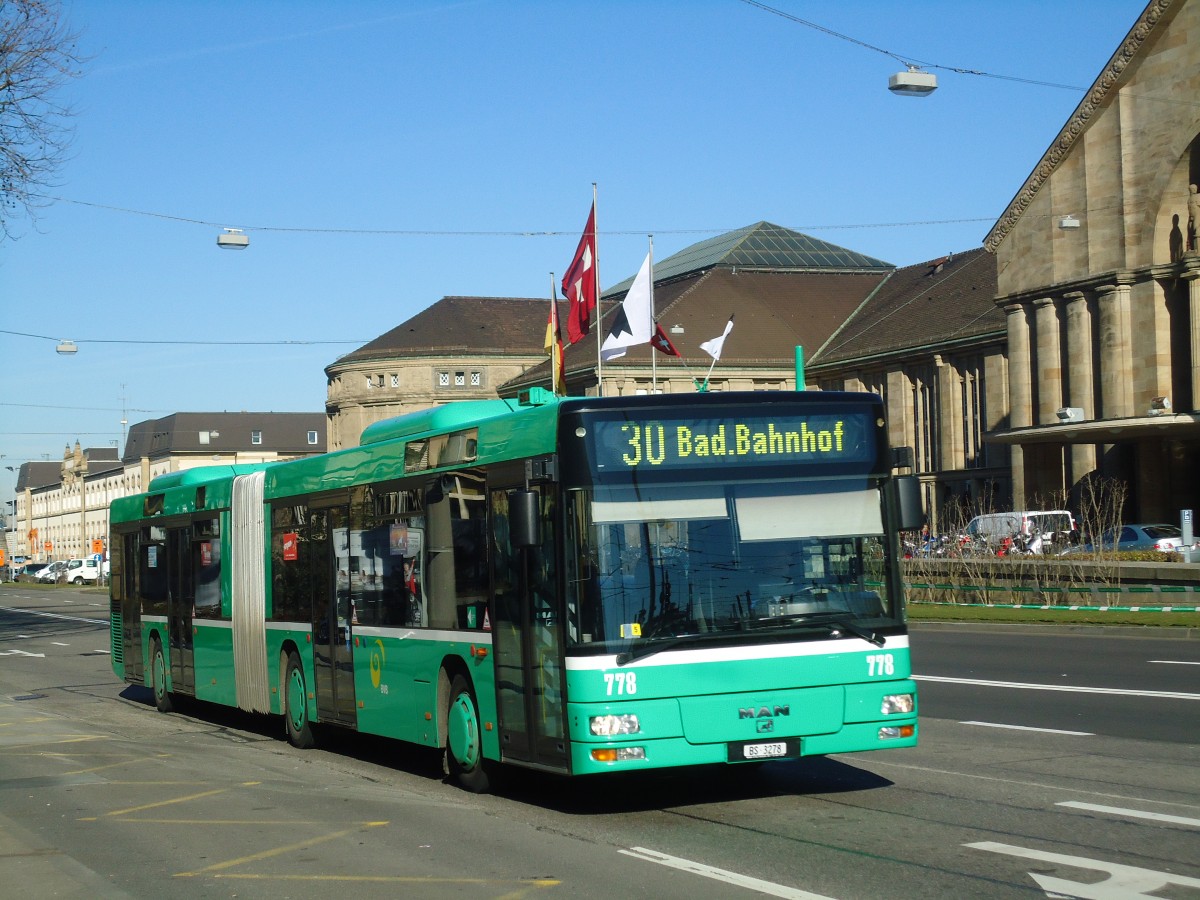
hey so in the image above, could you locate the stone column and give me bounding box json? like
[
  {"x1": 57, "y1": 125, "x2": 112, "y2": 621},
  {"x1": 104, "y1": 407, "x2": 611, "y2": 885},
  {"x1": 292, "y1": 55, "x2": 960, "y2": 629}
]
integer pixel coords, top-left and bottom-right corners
[
  {"x1": 1005, "y1": 302, "x2": 1032, "y2": 505},
  {"x1": 1184, "y1": 262, "x2": 1200, "y2": 412},
  {"x1": 936, "y1": 355, "x2": 963, "y2": 475},
  {"x1": 1064, "y1": 290, "x2": 1097, "y2": 483},
  {"x1": 1033, "y1": 296, "x2": 1062, "y2": 425},
  {"x1": 983, "y1": 350, "x2": 1009, "y2": 471},
  {"x1": 886, "y1": 369, "x2": 913, "y2": 464},
  {"x1": 1005, "y1": 303, "x2": 1033, "y2": 428},
  {"x1": 1096, "y1": 283, "x2": 1134, "y2": 418}
]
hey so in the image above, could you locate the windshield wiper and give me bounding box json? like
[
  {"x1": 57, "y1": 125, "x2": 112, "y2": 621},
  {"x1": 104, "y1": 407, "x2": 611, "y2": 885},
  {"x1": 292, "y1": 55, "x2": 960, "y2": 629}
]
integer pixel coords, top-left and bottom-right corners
[
  {"x1": 615, "y1": 633, "x2": 712, "y2": 666},
  {"x1": 755, "y1": 611, "x2": 886, "y2": 647}
]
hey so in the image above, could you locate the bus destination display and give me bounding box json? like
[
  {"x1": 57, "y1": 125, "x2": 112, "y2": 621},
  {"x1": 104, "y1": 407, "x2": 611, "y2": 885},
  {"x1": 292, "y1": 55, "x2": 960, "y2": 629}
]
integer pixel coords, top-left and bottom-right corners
[{"x1": 591, "y1": 412, "x2": 876, "y2": 471}]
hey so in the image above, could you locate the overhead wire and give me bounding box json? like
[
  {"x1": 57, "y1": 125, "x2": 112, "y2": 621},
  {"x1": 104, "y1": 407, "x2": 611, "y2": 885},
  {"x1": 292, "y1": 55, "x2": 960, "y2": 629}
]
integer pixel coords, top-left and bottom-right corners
[
  {"x1": 739, "y1": 0, "x2": 1200, "y2": 110},
  {"x1": 34, "y1": 194, "x2": 997, "y2": 237},
  {"x1": 737, "y1": 0, "x2": 1087, "y2": 91},
  {"x1": 0, "y1": 328, "x2": 366, "y2": 346}
]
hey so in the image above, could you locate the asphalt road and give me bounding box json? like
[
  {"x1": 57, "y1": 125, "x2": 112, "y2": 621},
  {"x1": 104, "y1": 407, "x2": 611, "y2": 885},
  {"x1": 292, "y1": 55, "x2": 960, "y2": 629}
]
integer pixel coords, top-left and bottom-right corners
[{"x1": 1, "y1": 585, "x2": 1197, "y2": 899}]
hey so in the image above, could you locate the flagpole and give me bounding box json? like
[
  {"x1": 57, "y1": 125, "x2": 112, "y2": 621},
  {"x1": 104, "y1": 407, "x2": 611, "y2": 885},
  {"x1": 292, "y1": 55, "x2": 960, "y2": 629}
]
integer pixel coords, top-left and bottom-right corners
[
  {"x1": 648, "y1": 234, "x2": 656, "y2": 393},
  {"x1": 592, "y1": 182, "x2": 603, "y2": 397},
  {"x1": 698, "y1": 314, "x2": 735, "y2": 392},
  {"x1": 549, "y1": 272, "x2": 560, "y2": 396}
]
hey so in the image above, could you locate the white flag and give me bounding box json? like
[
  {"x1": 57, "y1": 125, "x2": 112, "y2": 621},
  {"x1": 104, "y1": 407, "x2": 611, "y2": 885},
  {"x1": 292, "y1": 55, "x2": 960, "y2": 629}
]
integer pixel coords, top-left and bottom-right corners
[
  {"x1": 601, "y1": 252, "x2": 654, "y2": 362},
  {"x1": 700, "y1": 315, "x2": 734, "y2": 360}
]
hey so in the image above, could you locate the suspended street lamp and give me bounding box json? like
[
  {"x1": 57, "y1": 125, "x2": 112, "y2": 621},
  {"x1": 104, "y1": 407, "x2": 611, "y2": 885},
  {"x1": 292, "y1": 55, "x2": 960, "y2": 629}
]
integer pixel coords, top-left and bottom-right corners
[
  {"x1": 888, "y1": 65, "x2": 937, "y2": 96},
  {"x1": 217, "y1": 227, "x2": 249, "y2": 249}
]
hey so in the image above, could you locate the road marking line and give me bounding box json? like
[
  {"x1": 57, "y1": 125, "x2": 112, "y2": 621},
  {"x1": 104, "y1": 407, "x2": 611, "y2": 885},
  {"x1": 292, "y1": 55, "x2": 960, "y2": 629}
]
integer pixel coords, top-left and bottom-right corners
[
  {"x1": 51, "y1": 642, "x2": 69, "y2": 646},
  {"x1": 961, "y1": 721, "x2": 1093, "y2": 736},
  {"x1": 175, "y1": 822, "x2": 388, "y2": 877},
  {"x1": 1057, "y1": 801, "x2": 1200, "y2": 827},
  {"x1": 621, "y1": 847, "x2": 836, "y2": 899},
  {"x1": 115, "y1": 819, "x2": 321, "y2": 825},
  {"x1": 915, "y1": 674, "x2": 1200, "y2": 700},
  {"x1": 0, "y1": 736, "x2": 102, "y2": 747},
  {"x1": 0, "y1": 649, "x2": 45, "y2": 658},
  {"x1": 1149, "y1": 660, "x2": 1200, "y2": 665},
  {"x1": 209, "y1": 874, "x2": 560, "y2": 885},
  {"x1": 63, "y1": 754, "x2": 170, "y2": 776},
  {"x1": 104, "y1": 788, "x2": 229, "y2": 817},
  {"x1": 0, "y1": 605, "x2": 106, "y2": 625},
  {"x1": 967, "y1": 841, "x2": 1200, "y2": 896},
  {"x1": 839, "y1": 756, "x2": 1200, "y2": 814}
]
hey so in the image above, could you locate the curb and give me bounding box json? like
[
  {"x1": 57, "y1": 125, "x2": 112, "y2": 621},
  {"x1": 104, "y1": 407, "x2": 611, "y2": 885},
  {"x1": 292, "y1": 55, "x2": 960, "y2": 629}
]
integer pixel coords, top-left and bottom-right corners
[
  {"x1": 910, "y1": 600, "x2": 1200, "y2": 613},
  {"x1": 908, "y1": 621, "x2": 1200, "y2": 639}
]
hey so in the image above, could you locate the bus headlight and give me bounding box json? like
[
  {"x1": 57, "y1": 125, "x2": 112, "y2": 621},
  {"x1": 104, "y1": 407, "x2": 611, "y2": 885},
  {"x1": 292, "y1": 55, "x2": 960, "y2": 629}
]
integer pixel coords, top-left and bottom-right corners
[
  {"x1": 881, "y1": 693, "x2": 914, "y2": 715},
  {"x1": 879, "y1": 725, "x2": 915, "y2": 740},
  {"x1": 590, "y1": 714, "x2": 641, "y2": 736}
]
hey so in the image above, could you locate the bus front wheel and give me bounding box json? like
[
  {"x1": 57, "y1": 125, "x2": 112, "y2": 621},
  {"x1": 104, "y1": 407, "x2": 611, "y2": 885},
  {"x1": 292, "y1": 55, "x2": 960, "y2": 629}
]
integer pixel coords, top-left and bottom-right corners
[
  {"x1": 284, "y1": 652, "x2": 315, "y2": 749},
  {"x1": 151, "y1": 637, "x2": 174, "y2": 713},
  {"x1": 446, "y1": 674, "x2": 489, "y2": 793}
]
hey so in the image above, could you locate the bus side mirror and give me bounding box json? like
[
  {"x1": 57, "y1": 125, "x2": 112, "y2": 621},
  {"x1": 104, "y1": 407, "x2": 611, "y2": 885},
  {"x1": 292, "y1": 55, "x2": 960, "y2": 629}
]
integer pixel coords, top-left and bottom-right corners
[
  {"x1": 426, "y1": 476, "x2": 446, "y2": 505},
  {"x1": 893, "y1": 475, "x2": 924, "y2": 532},
  {"x1": 891, "y1": 446, "x2": 914, "y2": 470},
  {"x1": 510, "y1": 490, "x2": 541, "y2": 549}
]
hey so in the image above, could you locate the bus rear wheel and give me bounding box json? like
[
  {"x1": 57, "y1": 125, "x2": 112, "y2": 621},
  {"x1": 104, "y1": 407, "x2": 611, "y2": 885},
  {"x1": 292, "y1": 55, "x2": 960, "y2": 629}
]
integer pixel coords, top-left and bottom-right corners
[
  {"x1": 284, "y1": 652, "x2": 315, "y2": 749},
  {"x1": 446, "y1": 674, "x2": 489, "y2": 793},
  {"x1": 151, "y1": 637, "x2": 174, "y2": 713}
]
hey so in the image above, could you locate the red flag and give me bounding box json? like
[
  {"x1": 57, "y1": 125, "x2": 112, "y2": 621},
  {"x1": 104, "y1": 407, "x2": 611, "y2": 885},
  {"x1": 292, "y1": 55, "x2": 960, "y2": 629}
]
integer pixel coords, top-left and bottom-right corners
[
  {"x1": 562, "y1": 202, "x2": 597, "y2": 344},
  {"x1": 545, "y1": 298, "x2": 567, "y2": 395},
  {"x1": 651, "y1": 323, "x2": 681, "y2": 357}
]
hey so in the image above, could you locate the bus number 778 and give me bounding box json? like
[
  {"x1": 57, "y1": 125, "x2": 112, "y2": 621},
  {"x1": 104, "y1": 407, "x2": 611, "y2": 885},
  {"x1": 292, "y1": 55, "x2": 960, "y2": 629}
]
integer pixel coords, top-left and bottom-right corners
[
  {"x1": 867, "y1": 654, "x2": 894, "y2": 677},
  {"x1": 604, "y1": 672, "x2": 638, "y2": 695}
]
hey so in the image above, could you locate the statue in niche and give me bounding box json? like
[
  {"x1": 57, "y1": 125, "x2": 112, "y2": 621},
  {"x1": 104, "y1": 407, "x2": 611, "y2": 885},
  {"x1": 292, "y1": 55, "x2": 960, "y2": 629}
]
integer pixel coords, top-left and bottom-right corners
[{"x1": 1188, "y1": 183, "x2": 1200, "y2": 253}]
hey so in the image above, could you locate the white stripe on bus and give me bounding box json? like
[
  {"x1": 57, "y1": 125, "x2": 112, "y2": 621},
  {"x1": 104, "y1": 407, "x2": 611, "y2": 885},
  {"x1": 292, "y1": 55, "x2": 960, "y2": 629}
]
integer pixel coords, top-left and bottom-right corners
[{"x1": 566, "y1": 634, "x2": 909, "y2": 669}]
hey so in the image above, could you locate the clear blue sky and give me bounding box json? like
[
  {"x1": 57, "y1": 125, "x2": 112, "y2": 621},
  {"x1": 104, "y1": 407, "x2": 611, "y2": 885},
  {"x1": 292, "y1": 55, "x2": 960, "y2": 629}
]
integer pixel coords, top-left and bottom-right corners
[{"x1": 2, "y1": 0, "x2": 1142, "y2": 501}]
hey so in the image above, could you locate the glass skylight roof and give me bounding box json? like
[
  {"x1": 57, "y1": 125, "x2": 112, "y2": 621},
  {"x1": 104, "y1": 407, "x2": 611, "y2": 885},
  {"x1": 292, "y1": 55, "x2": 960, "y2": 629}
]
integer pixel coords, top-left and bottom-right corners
[{"x1": 604, "y1": 222, "x2": 893, "y2": 295}]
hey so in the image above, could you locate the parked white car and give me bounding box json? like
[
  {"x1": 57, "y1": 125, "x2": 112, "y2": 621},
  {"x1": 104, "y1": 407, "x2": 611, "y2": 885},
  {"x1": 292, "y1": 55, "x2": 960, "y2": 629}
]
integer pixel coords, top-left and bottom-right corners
[
  {"x1": 63, "y1": 557, "x2": 102, "y2": 584},
  {"x1": 36, "y1": 561, "x2": 69, "y2": 583}
]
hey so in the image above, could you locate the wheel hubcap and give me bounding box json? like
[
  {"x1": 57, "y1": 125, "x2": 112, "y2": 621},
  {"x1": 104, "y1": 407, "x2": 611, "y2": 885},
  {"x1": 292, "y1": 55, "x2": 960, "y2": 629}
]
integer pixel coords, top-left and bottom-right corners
[
  {"x1": 447, "y1": 693, "x2": 480, "y2": 768},
  {"x1": 288, "y1": 670, "x2": 305, "y2": 729}
]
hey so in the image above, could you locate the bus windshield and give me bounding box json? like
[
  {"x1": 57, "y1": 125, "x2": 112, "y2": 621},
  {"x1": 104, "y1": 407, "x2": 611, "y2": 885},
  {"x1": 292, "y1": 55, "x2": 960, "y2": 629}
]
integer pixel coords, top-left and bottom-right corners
[{"x1": 564, "y1": 477, "x2": 896, "y2": 650}]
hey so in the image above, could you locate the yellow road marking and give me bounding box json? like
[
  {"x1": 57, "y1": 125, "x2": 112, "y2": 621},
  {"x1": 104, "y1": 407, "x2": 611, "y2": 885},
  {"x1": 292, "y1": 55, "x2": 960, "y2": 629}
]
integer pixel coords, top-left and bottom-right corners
[
  {"x1": 104, "y1": 788, "x2": 228, "y2": 817},
  {"x1": 100, "y1": 781, "x2": 213, "y2": 786},
  {"x1": 209, "y1": 874, "x2": 560, "y2": 887},
  {"x1": 63, "y1": 754, "x2": 170, "y2": 775},
  {"x1": 176, "y1": 822, "x2": 388, "y2": 877},
  {"x1": 0, "y1": 736, "x2": 102, "y2": 747},
  {"x1": 112, "y1": 818, "x2": 320, "y2": 825}
]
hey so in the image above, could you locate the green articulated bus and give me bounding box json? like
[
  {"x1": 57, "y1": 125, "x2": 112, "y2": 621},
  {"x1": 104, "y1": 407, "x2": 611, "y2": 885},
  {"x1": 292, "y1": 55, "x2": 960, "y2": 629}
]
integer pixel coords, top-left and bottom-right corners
[{"x1": 109, "y1": 388, "x2": 923, "y2": 792}]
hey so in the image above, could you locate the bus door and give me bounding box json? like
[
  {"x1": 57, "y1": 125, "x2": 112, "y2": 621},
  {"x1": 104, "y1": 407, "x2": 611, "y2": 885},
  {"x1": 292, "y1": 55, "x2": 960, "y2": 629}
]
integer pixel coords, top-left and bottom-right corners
[
  {"x1": 166, "y1": 525, "x2": 195, "y2": 696},
  {"x1": 310, "y1": 505, "x2": 357, "y2": 725},
  {"x1": 112, "y1": 531, "x2": 142, "y2": 681},
  {"x1": 490, "y1": 482, "x2": 567, "y2": 771}
]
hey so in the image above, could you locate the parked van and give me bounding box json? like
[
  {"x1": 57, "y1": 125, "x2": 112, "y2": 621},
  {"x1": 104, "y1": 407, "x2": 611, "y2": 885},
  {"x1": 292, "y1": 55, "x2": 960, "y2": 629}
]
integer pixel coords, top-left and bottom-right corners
[
  {"x1": 63, "y1": 557, "x2": 102, "y2": 585},
  {"x1": 964, "y1": 510, "x2": 1076, "y2": 548}
]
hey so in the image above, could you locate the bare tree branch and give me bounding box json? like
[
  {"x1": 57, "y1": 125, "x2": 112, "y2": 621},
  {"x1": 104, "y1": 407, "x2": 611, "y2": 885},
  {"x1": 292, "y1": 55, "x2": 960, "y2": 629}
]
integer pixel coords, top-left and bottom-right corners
[{"x1": 0, "y1": 0, "x2": 85, "y2": 240}]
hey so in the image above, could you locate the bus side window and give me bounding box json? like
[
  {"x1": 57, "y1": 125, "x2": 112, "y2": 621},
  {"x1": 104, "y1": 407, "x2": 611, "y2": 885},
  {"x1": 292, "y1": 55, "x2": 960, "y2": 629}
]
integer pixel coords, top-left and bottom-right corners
[{"x1": 424, "y1": 470, "x2": 487, "y2": 629}]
